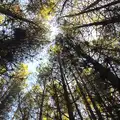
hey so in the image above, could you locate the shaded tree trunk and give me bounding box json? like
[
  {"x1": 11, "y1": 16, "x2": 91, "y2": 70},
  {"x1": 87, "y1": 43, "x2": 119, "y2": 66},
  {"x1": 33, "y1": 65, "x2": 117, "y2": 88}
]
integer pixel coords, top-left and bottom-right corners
[
  {"x1": 58, "y1": 54, "x2": 75, "y2": 120},
  {"x1": 66, "y1": 39, "x2": 120, "y2": 91},
  {"x1": 65, "y1": 76, "x2": 83, "y2": 120},
  {"x1": 78, "y1": 67, "x2": 116, "y2": 119},
  {"x1": 52, "y1": 81, "x2": 62, "y2": 120},
  {"x1": 69, "y1": 67, "x2": 96, "y2": 120},
  {"x1": 62, "y1": 60, "x2": 83, "y2": 120},
  {"x1": 39, "y1": 79, "x2": 46, "y2": 120}
]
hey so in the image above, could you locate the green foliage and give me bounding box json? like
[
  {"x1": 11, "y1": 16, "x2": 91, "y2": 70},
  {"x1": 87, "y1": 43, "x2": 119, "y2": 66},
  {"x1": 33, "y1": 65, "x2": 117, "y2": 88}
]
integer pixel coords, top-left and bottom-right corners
[
  {"x1": 0, "y1": 1, "x2": 120, "y2": 120},
  {"x1": 50, "y1": 44, "x2": 62, "y2": 54},
  {"x1": 0, "y1": 66, "x2": 6, "y2": 74},
  {"x1": 39, "y1": 0, "x2": 57, "y2": 20},
  {"x1": 0, "y1": 14, "x2": 5, "y2": 24},
  {"x1": 82, "y1": 67, "x2": 92, "y2": 76}
]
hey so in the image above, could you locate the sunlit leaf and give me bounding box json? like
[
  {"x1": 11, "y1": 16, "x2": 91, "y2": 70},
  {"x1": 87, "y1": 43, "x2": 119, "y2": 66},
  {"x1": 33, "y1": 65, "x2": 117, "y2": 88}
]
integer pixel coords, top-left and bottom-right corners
[
  {"x1": 0, "y1": 66, "x2": 6, "y2": 74},
  {"x1": 15, "y1": 63, "x2": 30, "y2": 79},
  {"x1": 50, "y1": 45, "x2": 62, "y2": 54},
  {"x1": 43, "y1": 117, "x2": 47, "y2": 120},
  {"x1": 39, "y1": 1, "x2": 55, "y2": 20},
  {"x1": 0, "y1": 14, "x2": 5, "y2": 24},
  {"x1": 82, "y1": 67, "x2": 92, "y2": 75}
]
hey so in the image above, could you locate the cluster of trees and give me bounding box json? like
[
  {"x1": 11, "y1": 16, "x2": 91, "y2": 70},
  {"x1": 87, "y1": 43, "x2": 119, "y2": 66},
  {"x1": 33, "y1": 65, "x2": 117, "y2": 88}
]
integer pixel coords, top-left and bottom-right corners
[{"x1": 0, "y1": 0, "x2": 120, "y2": 120}]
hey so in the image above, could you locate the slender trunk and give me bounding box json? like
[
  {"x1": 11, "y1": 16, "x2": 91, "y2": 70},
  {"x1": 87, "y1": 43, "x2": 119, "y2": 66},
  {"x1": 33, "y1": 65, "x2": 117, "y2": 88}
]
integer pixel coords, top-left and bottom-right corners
[
  {"x1": 62, "y1": 60, "x2": 83, "y2": 120},
  {"x1": 52, "y1": 82, "x2": 62, "y2": 120},
  {"x1": 58, "y1": 54, "x2": 75, "y2": 120},
  {"x1": 74, "y1": 58, "x2": 120, "y2": 120},
  {"x1": 65, "y1": 76, "x2": 83, "y2": 120},
  {"x1": 39, "y1": 79, "x2": 46, "y2": 120},
  {"x1": 70, "y1": 65, "x2": 103, "y2": 120},
  {"x1": 80, "y1": 76, "x2": 104, "y2": 120},
  {"x1": 69, "y1": 50, "x2": 116, "y2": 119},
  {"x1": 60, "y1": 0, "x2": 69, "y2": 15},
  {"x1": 79, "y1": 67, "x2": 115, "y2": 119},
  {"x1": 74, "y1": 67, "x2": 104, "y2": 120},
  {"x1": 39, "y1": 89, "x2": 45, "y2": 120},
  {"x1": 69, "y1": 67, "x2": 96, "y2": 120}
]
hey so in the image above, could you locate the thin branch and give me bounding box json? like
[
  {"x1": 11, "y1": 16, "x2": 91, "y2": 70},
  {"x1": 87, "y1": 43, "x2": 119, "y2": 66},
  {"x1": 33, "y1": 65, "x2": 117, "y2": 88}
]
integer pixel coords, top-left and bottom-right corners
[
  {"x1": 73, "y1": 16, "x2": 120, "y2": 29},
  {"x1": 60, "y1": 0, "x2": 69, "y2": 15},
  {"x1": 60, "y1": 1, "x2": 120, "y2": 18},
  {"x1": 0, "y1": 6, "x2": 36, "y2": 25}
]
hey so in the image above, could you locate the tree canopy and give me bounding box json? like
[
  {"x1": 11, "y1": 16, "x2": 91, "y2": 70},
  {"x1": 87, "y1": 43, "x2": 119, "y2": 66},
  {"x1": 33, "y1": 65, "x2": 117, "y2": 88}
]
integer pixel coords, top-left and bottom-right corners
[{"x1": 0, "y1": 0, "x2": 120, "y2": 120}]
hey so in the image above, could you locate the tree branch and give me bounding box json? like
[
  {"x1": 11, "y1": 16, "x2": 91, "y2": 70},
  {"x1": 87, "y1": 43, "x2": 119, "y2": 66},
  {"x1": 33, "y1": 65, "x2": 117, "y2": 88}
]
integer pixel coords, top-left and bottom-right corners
[{"x1": 0, "y1": 6, "x2": 36, "y2": 25}]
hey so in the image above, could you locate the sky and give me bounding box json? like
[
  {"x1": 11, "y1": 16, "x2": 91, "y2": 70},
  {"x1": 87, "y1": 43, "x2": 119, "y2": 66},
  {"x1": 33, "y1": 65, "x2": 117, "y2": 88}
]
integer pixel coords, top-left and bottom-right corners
[
  {"x1": 17, "y1": 0, "x2": 61, "y2": 87},
  {"x1": 26, "y1": 21, "x2": 60, "y2": 72},
  {"x1": 24, "y1": 19, "x2": 61, "y2": 89}
]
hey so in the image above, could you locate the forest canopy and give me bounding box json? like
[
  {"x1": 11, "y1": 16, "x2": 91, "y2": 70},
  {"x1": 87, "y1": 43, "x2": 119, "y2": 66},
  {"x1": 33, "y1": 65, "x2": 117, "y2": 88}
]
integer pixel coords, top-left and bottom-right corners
[{"x1": 0, "y1": 0, "x2": 120, "y2": 120}]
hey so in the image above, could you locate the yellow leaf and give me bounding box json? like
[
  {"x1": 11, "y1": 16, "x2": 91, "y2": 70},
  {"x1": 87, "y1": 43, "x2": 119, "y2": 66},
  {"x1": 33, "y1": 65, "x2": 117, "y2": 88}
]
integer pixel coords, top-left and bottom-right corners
[
  {"x1": 43, "y1": 117, "x2": 47, "y2": 120},
  {"x1": 39, "y1": 2, "x2": 55, "y2": 20},
  {"x1": 0, "y1": 14, "x2": 5, "y2": 24},
  {"x1": 15, "y1": 63, "x2": 29, "y2": 79},
  {"x1": 50, "y1": 45, "x2": 61, "y2": 54},
  {"x1": 21, "y1": 63, "x2": 28, "y2": 70},
  {"x1": 82, "y1": 67, "x2": 92, "y2": 75}
]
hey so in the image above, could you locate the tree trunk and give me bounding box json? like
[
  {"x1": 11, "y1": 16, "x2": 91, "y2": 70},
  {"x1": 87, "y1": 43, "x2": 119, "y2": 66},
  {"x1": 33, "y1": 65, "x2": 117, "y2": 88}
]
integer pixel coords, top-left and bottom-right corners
[
  {"x1": 79, "y1": 76, "x2": 104, "y2": 120},
  {"x1": 58, "y1": 54, "x2": 75, "y2": 120},
  {"x1": 39, "y1": 79, "x2": 46, "y2": 120},
  {"x1": 62, "y1": 60, "x2": 83, "y2": 120},
  {"x1": 69, "y1": 67, "x2": 96, "y2": 120},
  {"x1": 78, "y1": 67, "x2": 116, "y2": 119},
  {"x1": 66, "y1": 40, "x2": 120, "y2": 91},
  {"x1": 65, "y1": 76, "x2": 83, "y2": 120},
  {"x1": 52, "y1": 81, "x2": 62, "y2": 120}
]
